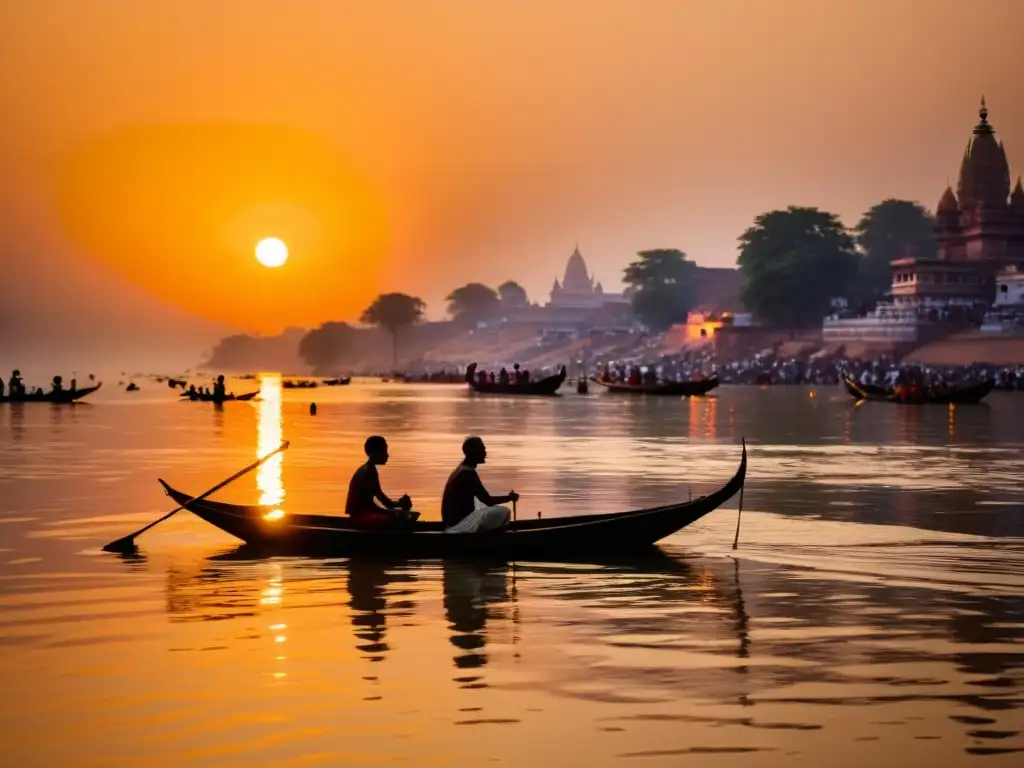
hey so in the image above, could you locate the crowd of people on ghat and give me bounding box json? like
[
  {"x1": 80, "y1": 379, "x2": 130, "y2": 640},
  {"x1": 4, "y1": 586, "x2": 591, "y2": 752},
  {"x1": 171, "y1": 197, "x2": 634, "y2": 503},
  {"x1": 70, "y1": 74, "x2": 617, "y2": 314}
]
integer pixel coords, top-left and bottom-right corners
[
  {"x1": 589, "y1": 350, "x2": 1024, "y2": 391},
  {"x1": 344, "y1": 435, "x2": 517, "y2": 533}
]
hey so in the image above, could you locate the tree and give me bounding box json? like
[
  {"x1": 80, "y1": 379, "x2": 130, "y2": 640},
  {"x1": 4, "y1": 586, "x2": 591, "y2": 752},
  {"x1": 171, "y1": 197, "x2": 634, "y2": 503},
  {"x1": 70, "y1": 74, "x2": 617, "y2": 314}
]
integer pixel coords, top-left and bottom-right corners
[
  {"x1": 360, "y1": 293, "x2": 426, "y2": 367},
  {"x1": 445, "y1": 282, "x2": 500, "y2": 325},
  {"x1": 738, "y1": 206, "x2": 859, "y2": 328},
  {"x1": 621, "y1": 248, "x2": 698, "y2": 331},
  {"x1": 854, "y1": 199, "x2": 937, "y2": 305},
  {"x1": 298, "y1": 322, "x2": 357, "y2": 375},
  {"x1": 497, "y1": 280, "x2": 528, "y2": 308}
]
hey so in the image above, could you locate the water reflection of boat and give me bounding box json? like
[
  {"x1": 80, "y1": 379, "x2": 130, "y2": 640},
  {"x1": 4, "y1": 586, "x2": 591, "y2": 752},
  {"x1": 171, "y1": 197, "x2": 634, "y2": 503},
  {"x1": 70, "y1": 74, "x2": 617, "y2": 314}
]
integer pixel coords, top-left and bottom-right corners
[
  {"x1": 346, "y1": 558, "x2": 418, "y2": 662},
  {"x1": 156, "y1": 443, "x2": 746, "y2": 559},
  {"x1": 443, "y1": 560, "x2": 511, "y2": 673}
]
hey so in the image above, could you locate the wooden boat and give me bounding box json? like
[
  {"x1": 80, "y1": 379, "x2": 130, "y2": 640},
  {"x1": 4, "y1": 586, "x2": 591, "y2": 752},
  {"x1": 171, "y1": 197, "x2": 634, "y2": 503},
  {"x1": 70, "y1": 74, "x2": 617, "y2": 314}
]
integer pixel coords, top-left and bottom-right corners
[
  {"x1": 283, "y1": 380, "x2": 318, "y2": 389},
  {"x1": 593, "y1": 375, "x2": 719, "y2": 397},
  {"x1": 158, "y1": 441, "x2": 747, "y2": 558},
  {"x1": 465, "y1": 362, "x2": 567, "y2": 396},
  {"x1": 322, "y1": 377, "x2": 351, "y2": 386},
  {"x1": 181, "y1": 390, "x2": 259, "y2": 402},
  {"x1": 402, "y1": 374, "x2": 464, "y2": 384},
  {"x1": 841, "y1": 373, "x2": 994, "y2": 405},
  {"x1": 0, "y1": 382, "x2": 102, "y2": 404}
]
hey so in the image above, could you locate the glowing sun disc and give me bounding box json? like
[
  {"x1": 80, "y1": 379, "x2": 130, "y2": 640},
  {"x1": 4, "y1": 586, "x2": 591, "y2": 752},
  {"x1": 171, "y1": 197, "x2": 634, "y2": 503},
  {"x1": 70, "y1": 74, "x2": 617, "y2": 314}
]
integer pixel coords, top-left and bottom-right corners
[{"x1": 256, "y1": 237, "x2": 288, "y2": 268}]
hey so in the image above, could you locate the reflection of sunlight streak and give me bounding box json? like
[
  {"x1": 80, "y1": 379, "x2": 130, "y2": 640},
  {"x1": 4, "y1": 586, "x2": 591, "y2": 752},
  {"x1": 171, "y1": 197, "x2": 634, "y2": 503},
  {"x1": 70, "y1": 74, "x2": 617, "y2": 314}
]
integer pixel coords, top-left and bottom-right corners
[
  {"x1": 264, "y1": 565, "x2": 287, "y2": 682},
  {"x1": 257, "y1": 375, "x2": 284, "y2": 508}
]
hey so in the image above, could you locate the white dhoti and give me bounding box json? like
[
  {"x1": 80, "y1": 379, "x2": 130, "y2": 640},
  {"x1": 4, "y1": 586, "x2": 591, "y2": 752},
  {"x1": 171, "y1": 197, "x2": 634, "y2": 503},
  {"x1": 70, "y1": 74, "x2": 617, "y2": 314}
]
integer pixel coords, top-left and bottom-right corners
[{"x1": 446, "y1": 500, "x2": 511, "y2": 534}]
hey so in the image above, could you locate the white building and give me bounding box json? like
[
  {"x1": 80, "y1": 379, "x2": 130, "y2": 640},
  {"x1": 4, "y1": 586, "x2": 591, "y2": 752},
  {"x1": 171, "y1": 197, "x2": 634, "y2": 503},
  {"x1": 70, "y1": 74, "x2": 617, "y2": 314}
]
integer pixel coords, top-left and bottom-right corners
[
  {"x1": 995, "y1": 266, "x2": 1024, "y2": 307},
  {"x1": 548, "y1": 246, "x2": 629, "y2": 310}
]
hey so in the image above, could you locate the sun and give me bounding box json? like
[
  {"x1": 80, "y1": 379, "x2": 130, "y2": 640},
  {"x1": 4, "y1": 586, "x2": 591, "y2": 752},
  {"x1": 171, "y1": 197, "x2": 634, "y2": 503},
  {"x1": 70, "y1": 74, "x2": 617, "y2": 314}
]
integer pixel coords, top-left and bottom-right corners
[{"x1": 255, "y1": 237, "x2": 288, "y2": 268}]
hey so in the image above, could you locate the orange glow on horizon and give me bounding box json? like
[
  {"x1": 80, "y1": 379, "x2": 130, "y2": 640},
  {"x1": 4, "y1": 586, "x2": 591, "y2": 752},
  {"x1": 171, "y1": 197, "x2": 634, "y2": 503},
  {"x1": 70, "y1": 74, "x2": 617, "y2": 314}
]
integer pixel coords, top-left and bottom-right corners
[{"x1": 53, "y1": 124, "x2": 389, "y2": 332}]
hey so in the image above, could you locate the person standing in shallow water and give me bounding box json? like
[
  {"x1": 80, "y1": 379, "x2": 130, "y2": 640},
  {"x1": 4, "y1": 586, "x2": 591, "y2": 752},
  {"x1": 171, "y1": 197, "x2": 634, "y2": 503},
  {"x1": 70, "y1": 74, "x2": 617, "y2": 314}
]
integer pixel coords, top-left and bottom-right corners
[
  {"x1": 441, "y1": 436, "x2": 517, "y2": 534},
  {"x1": 345, "y1": 436, "x2": 416, "y2": 529},
  {"x1": 213, "y1": 375, "x2": 227, "y2": 400}
]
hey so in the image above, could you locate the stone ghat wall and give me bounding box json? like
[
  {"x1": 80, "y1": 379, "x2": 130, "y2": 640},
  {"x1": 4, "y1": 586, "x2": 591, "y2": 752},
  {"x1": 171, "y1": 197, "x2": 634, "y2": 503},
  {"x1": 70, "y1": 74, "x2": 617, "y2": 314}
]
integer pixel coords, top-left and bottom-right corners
[{"x1": 904, "y1": 331, "x2": 1024, "y2": 366}]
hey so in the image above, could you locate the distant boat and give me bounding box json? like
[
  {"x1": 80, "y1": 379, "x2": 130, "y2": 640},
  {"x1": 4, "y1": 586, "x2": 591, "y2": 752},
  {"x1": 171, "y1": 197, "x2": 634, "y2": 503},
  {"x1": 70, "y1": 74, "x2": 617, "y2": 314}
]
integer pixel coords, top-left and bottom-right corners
[
  {"x1": 465, "y1": 363, "x2": 566, "y2": 396},
  {"x1": 593, "y1": 375, "x2": 719, "y2": 397},
  {"x1": 322, "y1": 377, "x2": 351, "y2": 386},
  {"x1": 841, "y1": 373, "x2": 994, "y2": 405},
  {"x1": 1, "y1": 383, "x2": 103, "y2": 404}
]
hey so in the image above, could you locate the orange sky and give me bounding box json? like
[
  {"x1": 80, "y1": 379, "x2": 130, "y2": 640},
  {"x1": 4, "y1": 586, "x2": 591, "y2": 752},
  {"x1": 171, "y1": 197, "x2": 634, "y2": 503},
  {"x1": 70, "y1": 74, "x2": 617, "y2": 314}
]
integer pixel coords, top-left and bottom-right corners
[{"x1": 2, "y1": 1, "x2": 1023, "y2": 362}]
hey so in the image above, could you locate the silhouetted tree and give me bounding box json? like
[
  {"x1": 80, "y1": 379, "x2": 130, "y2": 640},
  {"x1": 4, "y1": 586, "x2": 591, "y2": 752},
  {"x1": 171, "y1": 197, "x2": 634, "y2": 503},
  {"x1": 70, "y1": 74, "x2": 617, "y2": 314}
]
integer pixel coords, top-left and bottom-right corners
[
  {"x1": 298, "y1": 322, "x2": 358, "y2": 375},
  {"x1": 360, "y1": 293, "x2": 426, "y2": 366},
  {"x1": 854, "y1": 199, "x2": 937, "y2": 305},
  {"x1": 446, "y1": 283, "x2": 500, "y2": 325},
  {"x1": 738, "y1": 206, "x2": 859, "y2": 328},
  {"x1": 497, "y1": 280, "x2": 528, "y2": 308},
  {"x1": 622, "y1": 249, "x2": 698, "y2": 331}
]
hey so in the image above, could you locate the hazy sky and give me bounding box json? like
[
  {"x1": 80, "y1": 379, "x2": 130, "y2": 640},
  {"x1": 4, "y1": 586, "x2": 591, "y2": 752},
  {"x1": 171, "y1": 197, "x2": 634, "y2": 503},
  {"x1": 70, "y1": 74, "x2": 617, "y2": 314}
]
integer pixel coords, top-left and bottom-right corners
[{"x1": 2, "y1": 0, "x2": 1023, "y2": 364}]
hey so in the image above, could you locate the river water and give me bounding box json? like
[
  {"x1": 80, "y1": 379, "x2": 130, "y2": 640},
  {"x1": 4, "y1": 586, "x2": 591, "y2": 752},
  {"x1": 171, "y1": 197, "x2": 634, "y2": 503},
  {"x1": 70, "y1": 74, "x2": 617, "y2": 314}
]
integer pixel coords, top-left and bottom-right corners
[{"x1": 1, "y1": 378, "x2": 1022, "y2": 766}]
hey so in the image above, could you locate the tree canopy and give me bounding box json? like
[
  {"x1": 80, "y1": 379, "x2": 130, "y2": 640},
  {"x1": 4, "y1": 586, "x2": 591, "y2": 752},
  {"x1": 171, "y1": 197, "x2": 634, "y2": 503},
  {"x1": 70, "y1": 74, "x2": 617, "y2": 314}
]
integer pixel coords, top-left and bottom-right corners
[
  {"x1": 298, "y1": 322, "x2": 357, "y2": 375},
  {"x1": 853, "y1": 199, "x2": 937, "y2": 304},
  {"x1": 738, "y1": 206, "x2": 859, "y2": 328},
  {"x1": 622, "y1": 248, "x2": 698, "y2": 331},
  {"x1": 446, "y1": 282, "x2": 501, "y2": 325},
  {"x1": 497, "y1": 280, "x2": 528, "y2": 307},
  {"x1": 360, "y1": 292, "x2": 426, "y2": 365}
]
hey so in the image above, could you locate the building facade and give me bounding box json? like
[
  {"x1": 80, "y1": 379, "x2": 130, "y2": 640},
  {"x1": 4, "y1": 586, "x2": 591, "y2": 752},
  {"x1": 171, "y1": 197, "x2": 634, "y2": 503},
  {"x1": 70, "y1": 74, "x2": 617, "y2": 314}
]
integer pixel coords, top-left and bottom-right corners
[{"x1": 825, "y1": 98, "x2": 1024, "y2": 347}]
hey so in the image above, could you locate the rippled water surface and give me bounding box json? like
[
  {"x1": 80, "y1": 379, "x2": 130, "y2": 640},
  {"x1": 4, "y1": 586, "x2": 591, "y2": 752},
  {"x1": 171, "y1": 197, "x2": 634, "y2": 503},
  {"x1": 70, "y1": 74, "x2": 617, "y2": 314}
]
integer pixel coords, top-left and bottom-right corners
[{"x1": 1, "y1": 379, "x2": 1022, "y2": 766}]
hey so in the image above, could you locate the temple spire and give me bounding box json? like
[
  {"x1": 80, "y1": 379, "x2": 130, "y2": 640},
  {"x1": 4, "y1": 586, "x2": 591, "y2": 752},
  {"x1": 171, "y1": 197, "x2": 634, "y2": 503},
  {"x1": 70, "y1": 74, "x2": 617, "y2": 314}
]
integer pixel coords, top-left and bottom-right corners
[{"x1": 974, "y1": 95, "x2": 993, "y2": 136}]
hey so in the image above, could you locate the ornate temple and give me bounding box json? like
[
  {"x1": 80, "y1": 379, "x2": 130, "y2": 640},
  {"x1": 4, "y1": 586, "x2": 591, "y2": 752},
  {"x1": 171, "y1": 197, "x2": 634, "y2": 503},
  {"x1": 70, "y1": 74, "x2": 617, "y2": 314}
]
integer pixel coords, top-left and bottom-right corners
[
  {"x1": 893, "y1": 98, "x2": 1024, "y2": 308},
  {"x1": 548, "y1": 246, "x2": 626, "y2": 309},
  {"x1": 825, "y1": 98, "x2": 1024, "y2": 347}
]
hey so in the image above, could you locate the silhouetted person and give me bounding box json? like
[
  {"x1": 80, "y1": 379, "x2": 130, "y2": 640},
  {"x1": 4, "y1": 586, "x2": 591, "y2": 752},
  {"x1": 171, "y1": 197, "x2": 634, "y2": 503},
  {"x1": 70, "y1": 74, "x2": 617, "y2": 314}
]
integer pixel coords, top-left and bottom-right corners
[
  {"x1": 512, "y1": 363, "x2": 521, "y2": 383},
  {"x1": 8, "y1": 370, "x2": 24, "y2": 397},
  {"x1": 51, "y1": 375, "x2": 63, "y2": 394},
  {"x1": 441, "y1": 436, "x2": 516, "y2": 534},
  {"x1": 498, "y1": 367, "x2": 509, "y2": 385},
  {"x1": 213, "y1": 375, "x2": 227, "y2": 400},
  {"x1": 309, "y1": 402, "x2": 317, "y2": 416},
  {"x1": 345, "y1": 436, "x2": 418, "y2": 529}
]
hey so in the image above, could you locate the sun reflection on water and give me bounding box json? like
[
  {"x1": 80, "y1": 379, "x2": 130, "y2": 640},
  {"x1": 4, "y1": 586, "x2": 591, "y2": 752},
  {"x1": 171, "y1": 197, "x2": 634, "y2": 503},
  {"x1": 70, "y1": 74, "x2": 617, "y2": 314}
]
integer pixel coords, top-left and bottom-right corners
[{"x1": 257, "y1": 374, "x2": 284, "y2": 509}]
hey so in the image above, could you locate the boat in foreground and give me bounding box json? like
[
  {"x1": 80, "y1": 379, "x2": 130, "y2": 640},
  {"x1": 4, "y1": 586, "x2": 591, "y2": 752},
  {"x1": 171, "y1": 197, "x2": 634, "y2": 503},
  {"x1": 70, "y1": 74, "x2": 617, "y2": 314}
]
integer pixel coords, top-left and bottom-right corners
[
  {"x1": 465, "y1": 362, "x2": 567, "y2": 396},
  {"x1": 159, "y1": 441, "x2": 746, "y2": 559},
  {"x1": 841, "y1": 373, "x2": 994, "y2": 405},
  {"x1": 593, "y1": 375, "x2": 719, "y2": 397},
  {"x1": 0, "y1": 382, "x2": 102, "y2": 404}
]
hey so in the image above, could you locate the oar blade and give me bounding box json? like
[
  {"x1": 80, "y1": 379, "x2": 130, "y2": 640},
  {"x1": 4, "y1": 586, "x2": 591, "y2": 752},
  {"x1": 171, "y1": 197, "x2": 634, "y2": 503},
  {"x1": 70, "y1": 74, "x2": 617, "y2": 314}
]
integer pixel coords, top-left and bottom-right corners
[{"x1": 102, "y1": 536, "x2": 139, "y2": 554}]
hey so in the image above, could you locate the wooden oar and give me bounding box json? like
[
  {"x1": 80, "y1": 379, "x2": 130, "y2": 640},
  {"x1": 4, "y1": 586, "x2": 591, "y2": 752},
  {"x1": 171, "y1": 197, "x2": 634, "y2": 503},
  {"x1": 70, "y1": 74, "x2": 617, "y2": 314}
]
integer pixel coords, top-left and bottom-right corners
[{"x1": 102, "y1": 441, "x2": 290, "y2": 553}]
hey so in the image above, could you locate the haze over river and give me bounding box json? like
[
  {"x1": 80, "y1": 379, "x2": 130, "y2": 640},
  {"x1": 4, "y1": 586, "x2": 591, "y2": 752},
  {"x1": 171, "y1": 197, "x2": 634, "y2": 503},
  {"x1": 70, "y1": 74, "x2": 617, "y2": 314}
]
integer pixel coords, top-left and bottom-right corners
[{"x1": 1, "y1": 378, "x2": 1022, "y2": 766}]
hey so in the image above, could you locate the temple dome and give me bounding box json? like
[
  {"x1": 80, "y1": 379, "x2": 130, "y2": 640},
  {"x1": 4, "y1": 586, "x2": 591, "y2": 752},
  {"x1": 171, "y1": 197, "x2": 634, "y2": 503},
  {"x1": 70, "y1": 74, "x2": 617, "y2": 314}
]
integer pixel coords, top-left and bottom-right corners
[
  {"x1": 937, "y1": 185, "x2": 959, "y2": 214},
  {"x1": 957, "y1": 98, "x2": 1011, "y2": 209},
  {"x1": 561, "y1": 246, "x2": 593, "y2": 292},
  {"x1": 1011, "y1": 178, "x2": 1024, "y2": 216}
]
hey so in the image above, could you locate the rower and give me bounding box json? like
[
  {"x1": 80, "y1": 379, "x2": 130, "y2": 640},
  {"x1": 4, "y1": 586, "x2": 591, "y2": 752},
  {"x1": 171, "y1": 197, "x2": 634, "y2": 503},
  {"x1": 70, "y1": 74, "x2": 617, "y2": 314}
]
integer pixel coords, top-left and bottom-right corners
[
  {"x1": 9, "y1": 369, "x2": 24, "y2": 397},
  {"x1": 441, "y1": 436, "x2": 517, "y2": 534},
  {"x1": 345, "y1": 436, "x2": 417, "y2": 529},
  {"x1": 213, "y1": 375, "x2": 227, "y2": 400},
  {"x1": 51, "y1": 375, "x2": 64, "y2": 393}
]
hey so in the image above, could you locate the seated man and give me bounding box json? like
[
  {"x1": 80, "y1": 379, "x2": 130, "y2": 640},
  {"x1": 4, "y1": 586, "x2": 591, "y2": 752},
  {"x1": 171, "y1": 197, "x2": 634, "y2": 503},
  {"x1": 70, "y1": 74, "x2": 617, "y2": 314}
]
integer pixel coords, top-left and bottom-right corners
[
  {"x1": 345, "y1": 436, "x2": 417, "y2": 529},
  {"x1": 441, "y1": 436, "x2": 518, "y2": 534}
]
